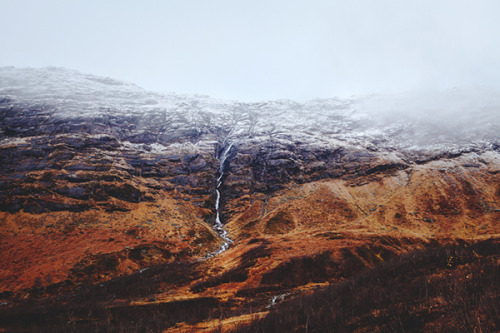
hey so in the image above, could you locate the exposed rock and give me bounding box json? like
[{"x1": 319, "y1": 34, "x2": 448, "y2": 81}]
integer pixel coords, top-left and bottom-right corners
[{"x1": 0, "y1": 68, "x2": 499, "y2": 321}]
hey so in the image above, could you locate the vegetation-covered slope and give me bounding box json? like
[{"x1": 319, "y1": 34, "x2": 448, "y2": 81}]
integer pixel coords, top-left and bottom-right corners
[{"x1": 0, "y1": 67, "x2": 498, "y2": 332}]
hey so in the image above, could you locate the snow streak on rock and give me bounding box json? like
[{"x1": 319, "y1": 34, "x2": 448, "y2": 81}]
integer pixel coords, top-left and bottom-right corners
[{"x1": 1, "y1": 66, "x2": 498, "y2": 158}]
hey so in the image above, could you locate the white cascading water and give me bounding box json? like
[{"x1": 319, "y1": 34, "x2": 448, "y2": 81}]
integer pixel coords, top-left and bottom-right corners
[{"x1": 211, "y1": 143, "x2": 234, "y2": 256}]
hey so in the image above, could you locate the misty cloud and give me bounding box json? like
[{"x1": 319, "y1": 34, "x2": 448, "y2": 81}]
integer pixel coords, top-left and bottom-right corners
[{"x1": 1, "y1": 1, "x2": 500, "y2": 101}]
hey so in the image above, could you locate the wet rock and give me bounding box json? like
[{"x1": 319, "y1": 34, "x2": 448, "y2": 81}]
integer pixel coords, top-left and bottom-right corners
[
  {"x1": 55, "y1": 186, "x2": 91, "y2": 200},
  {"x1": 103, "y1": 183, "x2": 144, "y2": 203},
  {"x1": 365, "y1": 163, "x2": 408, "y2": 175}
]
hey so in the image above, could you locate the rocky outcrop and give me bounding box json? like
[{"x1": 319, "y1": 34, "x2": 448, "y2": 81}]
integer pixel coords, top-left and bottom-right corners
[{"x1": 0, "y1": 99, "x2": 222, "y2": 213}]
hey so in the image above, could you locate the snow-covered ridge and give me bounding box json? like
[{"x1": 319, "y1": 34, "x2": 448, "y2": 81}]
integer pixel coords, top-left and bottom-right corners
[
  {"x1": 1, "y1": 66, "x2": 499, "y2": 153},
  {"x1": 0, "y1": 66, "x2": 233, "y2": 117}
]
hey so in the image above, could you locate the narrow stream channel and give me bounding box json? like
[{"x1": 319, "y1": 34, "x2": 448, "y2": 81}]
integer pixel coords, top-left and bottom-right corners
[{"x1": 211, "y1": 142, "x2": 234, "y2": 256}]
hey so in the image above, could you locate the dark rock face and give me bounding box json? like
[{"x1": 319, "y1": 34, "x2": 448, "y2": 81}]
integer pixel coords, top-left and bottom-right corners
[
  {"x1": 1, "y1": 68, "x2": 499, "y2": 215},
  {"x1": 0, "y1": 98, "x2": 386, "y2": 215},
  {"x1": 0, "y1": 100, "x2": 221, "y2": 213}
]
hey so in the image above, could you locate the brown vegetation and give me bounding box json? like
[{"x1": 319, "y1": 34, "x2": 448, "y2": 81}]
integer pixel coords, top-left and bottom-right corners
[
  {"x1": 0, "y1": 152, "x2": 498, "y2": 331},
  {"x1": 234, "y1": 240, "x2": 499, "y2": 333}
]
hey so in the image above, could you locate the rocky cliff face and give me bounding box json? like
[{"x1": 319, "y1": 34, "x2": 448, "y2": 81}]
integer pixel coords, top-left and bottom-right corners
[
  {"x1": 0, "y1": 67, "x2": 498, "y2": 331},
  {"x1": 2, "y1": 67, "x2": 498, "y2": 213}
]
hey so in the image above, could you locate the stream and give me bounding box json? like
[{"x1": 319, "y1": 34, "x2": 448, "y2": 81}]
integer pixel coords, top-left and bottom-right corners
[{"x1": 210, "y1": 142, "x2": 234, "y2": 257}]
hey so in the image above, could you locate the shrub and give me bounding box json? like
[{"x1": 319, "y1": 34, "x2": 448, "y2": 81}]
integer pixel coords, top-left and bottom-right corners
[{"x1": 234, "y1": 240, "x2": 499, "y2": 333}]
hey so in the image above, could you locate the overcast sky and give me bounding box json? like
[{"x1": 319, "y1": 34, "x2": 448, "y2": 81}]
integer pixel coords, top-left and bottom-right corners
[{"x1": 1, "y1": 0, "x2": 500, "y2": 101}]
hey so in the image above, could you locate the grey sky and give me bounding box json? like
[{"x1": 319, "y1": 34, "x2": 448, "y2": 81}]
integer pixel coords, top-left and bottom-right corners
[{"x1": 1, "y1": 0, "x2": 500, "y2": 101}]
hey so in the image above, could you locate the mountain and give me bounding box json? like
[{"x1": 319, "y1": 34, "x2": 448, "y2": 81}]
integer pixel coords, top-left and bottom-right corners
[{"x1": 0, "y1": 67, "x2": 498, "y2": 332}]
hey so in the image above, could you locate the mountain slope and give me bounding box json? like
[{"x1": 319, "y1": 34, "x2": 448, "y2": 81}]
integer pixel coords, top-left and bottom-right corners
[{"x1": 0, "y1": 67, "x2": 498, "y2": 332}]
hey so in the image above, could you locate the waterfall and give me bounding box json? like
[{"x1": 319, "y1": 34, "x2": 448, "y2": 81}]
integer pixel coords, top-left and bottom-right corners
[{"x1": 211, "y1": 143, "x2": 234, "y2": 256}]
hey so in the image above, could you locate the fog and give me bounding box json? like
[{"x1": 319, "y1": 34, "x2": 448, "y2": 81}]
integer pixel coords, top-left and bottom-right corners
[
  {"x1": 1, "y1": 1, "x2": 500, "y2": 102},
  {"x1": 354, "y1": 87, "x2": 500, "y2": 148}
]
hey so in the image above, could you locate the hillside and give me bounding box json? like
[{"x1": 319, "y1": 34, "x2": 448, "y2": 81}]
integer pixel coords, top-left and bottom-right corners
[{"x1": 0, "y1": 67, "x2": 498, "y2": 332}]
